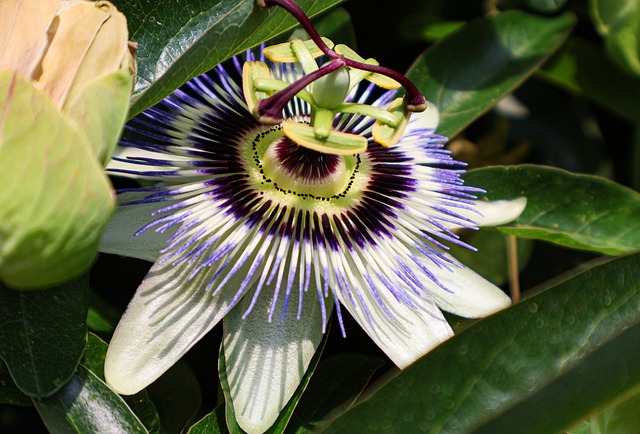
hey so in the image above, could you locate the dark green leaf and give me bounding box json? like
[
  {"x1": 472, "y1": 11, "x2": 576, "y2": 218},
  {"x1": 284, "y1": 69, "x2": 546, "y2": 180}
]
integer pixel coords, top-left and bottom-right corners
[
  {"x1": 538, "y1": 37, "x2": 640, "y2": 122},
  {"x1": 187, "y1": 405, "x2": 228, "y2": 434},
  {"x1": 464, "y1": 165, "x2": 640, "y2": 255},
  {"x1": 326, "y1": 253, "x2": 640, "y2": 433},
  {"x1": 0, "y1": 278, "x2": 88, "y2": 397},
  {"x1": 407, "y1": 11, "x2": 575, "y2": 138},
  {"x1": 0, "y1": 359, "x2": 31, "y2": 406},
  {"x1": 312, "y1": 8, "x2": 356, "y2": 50},
  {"x1": 113, "y1": 0, "x2": 342, "y2": 117},
  {"x1": 285, "y1": 355, "x2": 384, "y2": 433},
  {"x1": 83, "y1": 333, "x2": 160, "y2": 433},
  {"x1": 86, "y1": 290, "x2": 120, "y2": 333},
  {"x1": 146, "y1": 361, "x2": 202, "y2": 434},
  {"x1": 34, "y1": 365, "x2": 147, "y2": 434}
]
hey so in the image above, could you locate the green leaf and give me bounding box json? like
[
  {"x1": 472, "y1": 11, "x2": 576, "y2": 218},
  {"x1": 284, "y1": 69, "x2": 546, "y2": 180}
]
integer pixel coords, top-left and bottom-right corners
[
  {"x1": 34, "y1": 365, "x2": 147, "y2": 434},
  {"x1": 588, "y1": 389, "x2": 640, "y2": 434},
  {"x1": 539, "y1": 37, "x2": 640, "y2": 122},
  {"x1": 326, "y1": 253, "x2": 640, "y2": 433},
  {"x1": 407, "y1": 11, "x2": 575, "y2": 138},
  {"x1": 0, "y1": 359, "x2": 31, "y2": 406},
  {"x1": 0, "y1": 71, "x2": 115, "y2": 289},
  {"x1": 113, "y1": 0, "x2": 343, "y2": 117},
  {"x1": 463, "y1": 165, "x2": 640, "y2": 255},
  {"x1": 82, "y1": 333, "x2": 160, "y2": 433},
  {"x1": 87, "y1": 290, "x2": 120, "y2": 333},
  {"x1": 589, "y1": 0, "x2": 640, "y2": 77},
  {"x1": 187, "y1": 405, "x2": 228, "y2": 434},
  {"x1": 312, "y1": 8, "x2": 356, "y2": 49},
  {"x1": 0, "y1": 277, "x2": 88, "y2": 398},
  {"x1": 285, "y1": 355, "x2": 384, "y2": 433},
  {"x1": 146, "y1": 361, "x2": 202, "y2": 434}
]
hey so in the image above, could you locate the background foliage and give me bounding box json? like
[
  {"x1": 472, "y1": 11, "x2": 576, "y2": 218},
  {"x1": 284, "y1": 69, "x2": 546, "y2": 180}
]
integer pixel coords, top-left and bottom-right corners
[{"x1": 2, "y1": 0, "x2": 640, "y2": 432}]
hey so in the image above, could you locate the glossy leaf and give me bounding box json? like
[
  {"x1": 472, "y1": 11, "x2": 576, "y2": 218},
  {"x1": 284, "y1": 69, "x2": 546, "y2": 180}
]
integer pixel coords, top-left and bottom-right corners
[
  {"x1": 188, "y1": 405, "x2": 228, "y2": 434},
  {"x1": 0, "y1": 71, "x2": 115, "y2": 289},
  {"x1": 589, "y1": 0, "x2": 640, "y2": 77},
  {"x1": 539, "y1": 37, "x2": 640, "y2": 122},
  {"x1": 286, "y1": 355, "x2": 384, "y2": 433},
  {"x1": 34, "y1": 365, "x2": 147, "y2": 434},
  {"x1": 463, "y1": 165, "x2": 640, "y2": 255},
  {"x1": 83, "y1": 333, "x2": 160, "y2": 433},
  {"x1": 0, "y1": 278, "x2": 88, "y2": 398},
  {"x1": 326, "y1": 253, "x2": 640, "y2": 433},
  {"x1": 113, "y1": 0, "x2": 342, "y2": 116},
  {"x1": 407, "y1": 11, "x2": 575, "y2": 138}
]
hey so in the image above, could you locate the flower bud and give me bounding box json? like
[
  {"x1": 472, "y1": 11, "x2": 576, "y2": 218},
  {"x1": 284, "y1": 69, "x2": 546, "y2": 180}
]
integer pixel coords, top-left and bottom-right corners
[{"x1": 0, "y1": 0, "x2": 135, "y2": 289}]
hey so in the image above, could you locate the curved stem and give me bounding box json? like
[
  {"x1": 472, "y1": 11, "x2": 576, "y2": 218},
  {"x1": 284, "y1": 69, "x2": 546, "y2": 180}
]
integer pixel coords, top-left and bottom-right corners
[
  {"x1": 259, "y1": 0, "x2": 338, "y2": 59},
  {"x1": 343, "y1": 59, "x2": 426, "y2": 112},
  {"x1": 256, "y1": 59, "x2": 345, "y2": 124}
]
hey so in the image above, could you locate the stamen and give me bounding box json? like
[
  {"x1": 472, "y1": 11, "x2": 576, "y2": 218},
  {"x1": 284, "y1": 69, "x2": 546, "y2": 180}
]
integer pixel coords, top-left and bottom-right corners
[{"x1": 255, "y1": 59, "x2": 345, "y2": 124}]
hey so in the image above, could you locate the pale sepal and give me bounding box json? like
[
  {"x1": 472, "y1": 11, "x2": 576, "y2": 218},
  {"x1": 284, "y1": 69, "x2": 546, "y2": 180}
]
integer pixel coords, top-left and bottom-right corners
[
  {"x1": 446, "y1": 197, "x2": 528, "y2": 230},
  {"x1": 222, "y1": 279, "x2": 330, "y2": 434},
  {"x1": 98, "y1": 192, "x2": 178, "y2": 263},
  {"x1": 425, "y1": 253, "x2": 512, "y2": 318},
  {"x1": 104, "y1": 251, "x2": 249, "y2": 395},
  {"x1": 334, "y1": 257, "x2": 454, "y2": 369}
]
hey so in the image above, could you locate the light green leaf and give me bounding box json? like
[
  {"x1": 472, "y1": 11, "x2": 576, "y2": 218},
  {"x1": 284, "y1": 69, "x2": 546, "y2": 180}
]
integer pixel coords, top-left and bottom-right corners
[
  {"x1": 590, "y1": 0, "x2": 640, "y2": 77},
  {"x1": 0, "y1": 71, "x2": 115, "y2": 289},
  {"x1": 407, "y1": 11, "x2": 575, "y2": 138},
  {"x1": 113, "y1": 0, "x2": 343, "y2": 117},
  {"x1": 326, "y1": 253, "x2": 640, "y2": 433},
  {"x1": 538, "y1": 37, "x2": 640, "y2": 123},
  {"x1": 464, "y1": 165, "x2": 640, "y2": 255},
  {"x1": 34, "y1": 365, "x2": 147, "y2": 434},
  {"x1": 0, "y1": 277, "x2": 88, "y2": 398}
]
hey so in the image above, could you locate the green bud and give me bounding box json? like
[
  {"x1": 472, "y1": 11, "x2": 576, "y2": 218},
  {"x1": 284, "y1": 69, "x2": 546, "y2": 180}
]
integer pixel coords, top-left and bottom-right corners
[{"x1": 312, "y1": 65, "x2": 350, "y2": 110}]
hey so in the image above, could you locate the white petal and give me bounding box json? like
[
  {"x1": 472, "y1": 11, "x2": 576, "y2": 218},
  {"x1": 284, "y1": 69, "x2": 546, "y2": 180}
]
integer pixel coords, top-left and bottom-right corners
[
  {"x1": 107, "y1": 145, "x2": 192, "y2": 175},
  {"x1": 406, "y1": 100, "x2": 440, "y2": 133},
  {"x1": 223, "y1": 280, "x2": 329, "y2": 434},
  {"x1": 104, "y1": 253, "x2": 245, "y2": 395},
  {"x1": 334, "y1": 261, "x2": 454, "y2": 369},
  {"x1": 447, "y1": 197, "x2": 527, "y2": 230},
  {"x1": 99, "y1": 192, "x2": 177, "y2": 262},
  {"x1": 426, "y1": 253, "x2": 511, "y2": 318}
]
